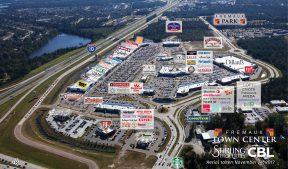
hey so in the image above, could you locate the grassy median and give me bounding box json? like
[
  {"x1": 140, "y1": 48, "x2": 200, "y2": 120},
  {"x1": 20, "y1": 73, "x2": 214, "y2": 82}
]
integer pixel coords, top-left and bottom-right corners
[{"x1": 0, "y1": 70, "x2": 89, "y2": 169}]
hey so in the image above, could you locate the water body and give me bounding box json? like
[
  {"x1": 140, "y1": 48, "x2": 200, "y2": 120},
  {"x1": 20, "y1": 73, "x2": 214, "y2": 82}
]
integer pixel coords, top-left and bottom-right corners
[{"x1": 30, "y1": 33, "x2": 91, "y2": 58}]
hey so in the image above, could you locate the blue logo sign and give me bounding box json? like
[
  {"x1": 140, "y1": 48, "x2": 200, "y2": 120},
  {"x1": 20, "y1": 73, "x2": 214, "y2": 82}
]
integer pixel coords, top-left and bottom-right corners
[
  {"x1": 87, "y1": 44, "x2": 97, "y2": 53},
  {"x1": 187, "y1": 116, "x2": 210, "y2": 122},
  {"x1": 167, "y1": 23, "x2": 181, "y2": 31}
]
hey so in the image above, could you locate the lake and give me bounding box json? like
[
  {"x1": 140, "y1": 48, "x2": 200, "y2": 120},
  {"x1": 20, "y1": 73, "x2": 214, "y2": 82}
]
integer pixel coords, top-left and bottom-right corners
[{"x1": 30, "y1": 33, "x2": 91, "y2": 58}]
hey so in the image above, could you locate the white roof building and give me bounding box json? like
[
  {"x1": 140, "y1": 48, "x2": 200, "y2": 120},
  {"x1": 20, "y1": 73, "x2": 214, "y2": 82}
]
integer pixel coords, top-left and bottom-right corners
[
  {"x1": 270, "y1": 100, "x2": 287, "y2": 106},
  {"x1": 97, "y1": 102, "x2": 137, "y2": 110},
  {"x1": 214, "y1": 56, "x2": 256, "y2": 73},
  {"x1": 159, "y1": 66, "x2": 186, "y2": 75},
  {"x1": 276, "y1": 106, "x2": 288, "y2": 113}
]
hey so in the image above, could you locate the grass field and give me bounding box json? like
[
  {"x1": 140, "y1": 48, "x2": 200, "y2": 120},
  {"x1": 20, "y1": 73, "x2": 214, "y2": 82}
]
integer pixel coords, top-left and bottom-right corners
[
  {"x1": 23, "y1": 108, "x2": 116, "y2": 168},
  {"x1": 0, "y1": 71, "x2": 89, "y2": 169},
  {"x1": 107, "y1": 150, "x2": 157, "y2": 169},
  {"x1": 0, "y1": 91, "x2": 28, "y2": 119}
]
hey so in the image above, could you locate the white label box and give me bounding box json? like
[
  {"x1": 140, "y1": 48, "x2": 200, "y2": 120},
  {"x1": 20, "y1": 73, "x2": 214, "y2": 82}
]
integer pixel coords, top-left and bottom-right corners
[
  {"x1": 237, "y1": 81, "x2": 261, "y2": 110},
  {"x1": 202, "y1": 86, "x2": 235, "y2": 113},
  {"x1": 121, "y1": 109, "x2": 154, "y2": 130}
]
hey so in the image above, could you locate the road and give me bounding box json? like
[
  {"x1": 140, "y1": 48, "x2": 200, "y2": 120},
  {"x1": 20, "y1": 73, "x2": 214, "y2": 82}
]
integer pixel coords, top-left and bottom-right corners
[
  {"x1": 0, "y1": 1, "x2": 180, "y2": 169},
  {"x1": 0, "y1": 0, "x2": 177, "y2": 106}
]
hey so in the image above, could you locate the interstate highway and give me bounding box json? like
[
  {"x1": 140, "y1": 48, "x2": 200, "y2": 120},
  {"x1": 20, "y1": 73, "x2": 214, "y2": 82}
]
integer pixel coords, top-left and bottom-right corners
[
  {"x1": 0, "y1": 0, "x2": 178, "y2": 106},
  {"x1": 0, "y1": 1, "x2": 180, "y2": 169}
]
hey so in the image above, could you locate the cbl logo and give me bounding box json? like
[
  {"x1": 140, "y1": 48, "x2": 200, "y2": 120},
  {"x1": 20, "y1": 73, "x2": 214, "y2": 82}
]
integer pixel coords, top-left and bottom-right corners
[
  {"x1": 248, "y1": 147, "x2": 274, "y2": 158},
  {"x1": 87, "y1": 44, "x2": 97, "y2": 53}
]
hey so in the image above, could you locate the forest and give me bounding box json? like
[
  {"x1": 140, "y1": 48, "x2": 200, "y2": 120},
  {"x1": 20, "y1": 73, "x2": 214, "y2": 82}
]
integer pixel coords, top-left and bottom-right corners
[
  {"x1": 137, "y1": 20, "x2": 212, "y2": 42},
  {"x1": 237, "y1": 36, "x2": 288, "y2": 102}
]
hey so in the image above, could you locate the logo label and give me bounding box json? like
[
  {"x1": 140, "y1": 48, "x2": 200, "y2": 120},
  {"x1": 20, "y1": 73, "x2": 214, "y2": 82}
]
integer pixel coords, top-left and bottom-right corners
[
  {"x1": 172, "y1": 157, "x2": 184, "y2": 169},
  {"x1": 187, "y1": 116, "x2": 210, "y2": 122},
  {"x1": 186, "y1": 51, "x2": 213, "y2": 74},
  {"x1": 202, "y1": 86, "x2": 235, "y2": 113},
  {"x1": 166, "y1": 21, "x2": 182, "y2": 33},
  {"x1": 135, "y1": 36, "x2": 144, "y2": 44},
  {"x1": 244, "y1": 66, "x2": 254, "y2": 74},
  {"x1": 108, "y1": 82, "x2": 143, "y2": 94},
  {"x1": 62, "y1": 93, "x2": 83, "y2": 100},
  {"x1": 237, "y1": 81, "x2": 261, "y2": 110},
  {"x1": 213, "y1": 13, "x2": 247, "y2": 26},
  {"x1": 100, "y1": 120, "x2": 112, "y2": 134},
  {"x1": 214, "y1": 128, "x2": 223, "y2": 137},
  {"x1": 204, "y1": 37, "x2": 223, "y2": 49},
  {"x1": 84, "y1": 97, "x2": 103, "y2": 105},
  {"x1": 77, "y1": 80, "x2": 88, "y2": 89},
  {"x1": 266, "y1": 128, "x2": 274, "y2": 137},
  {"x1": 120, "y1": 109, "x2": 154, "y2": 130}
]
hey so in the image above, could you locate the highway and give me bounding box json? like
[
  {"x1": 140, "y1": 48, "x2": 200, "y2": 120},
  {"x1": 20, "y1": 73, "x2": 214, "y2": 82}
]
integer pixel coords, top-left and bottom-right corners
[
  {"x1": 0, "y1": 0, "x2": 178, "y2": 106},
  {"x1": 0, "y1": 1, "x2": 180, "y2": 169}
]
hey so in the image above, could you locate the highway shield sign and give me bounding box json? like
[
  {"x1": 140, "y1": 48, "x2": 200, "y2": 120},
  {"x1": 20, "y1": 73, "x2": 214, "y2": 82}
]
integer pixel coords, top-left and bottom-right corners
[{"x1": 87, "y1": 44, "x2": 97, "y2": 53}]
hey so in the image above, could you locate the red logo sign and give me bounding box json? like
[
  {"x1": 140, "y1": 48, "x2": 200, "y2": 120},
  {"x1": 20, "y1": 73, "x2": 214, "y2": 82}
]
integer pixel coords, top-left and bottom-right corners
[
  {"x1": 202, "y1": 104, "x2": 211, "y2": 113},
  {"x1": 214, "y1": 18, "x2": 220, "y2": 25},
  {"x1": 240, "y1": 18, "x2": 246, "y2": 25},
  {"x1": 244, "y1": 66, "x2": 254, "y2": 74},
  {"x1": 214, "y1": 128, "x2": 223, "y2": 137},
  {"x1": 266, "y1": 128, "x2": 274, "y2": 137},
  {"x1": 100, "y1": 120, "x2": 112, "y2": 133}
]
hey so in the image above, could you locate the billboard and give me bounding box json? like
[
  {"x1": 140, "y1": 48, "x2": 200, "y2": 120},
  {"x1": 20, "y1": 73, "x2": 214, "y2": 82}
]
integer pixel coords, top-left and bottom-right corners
[
  {"x1": 204, "y1": 37, "x2": 223, "y2": 49},
  {"x1": 84, "y1": 97, "x2": 103, "y2": 105},
  {"x1": 166, "y1": 21, "x2": 182, "y2": 33},
  {"x1": 120, "y1": 109, "x2": 154, "y2": 130},
  {"x1": 186, "y1": 51, "x2": 213, "y2": 74},
  {"x1": 202, "y1": 86, "x2": 235, "y2": 113},
  {"x1": 108, "y1": 82, "x2": 143, "y2": 94},
  {"x1": 237, "y1": 82, "x2": 261, "y2": 110},
  {"x1": 213, "y1": 13, "x2": 247, "y2": 26}
]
